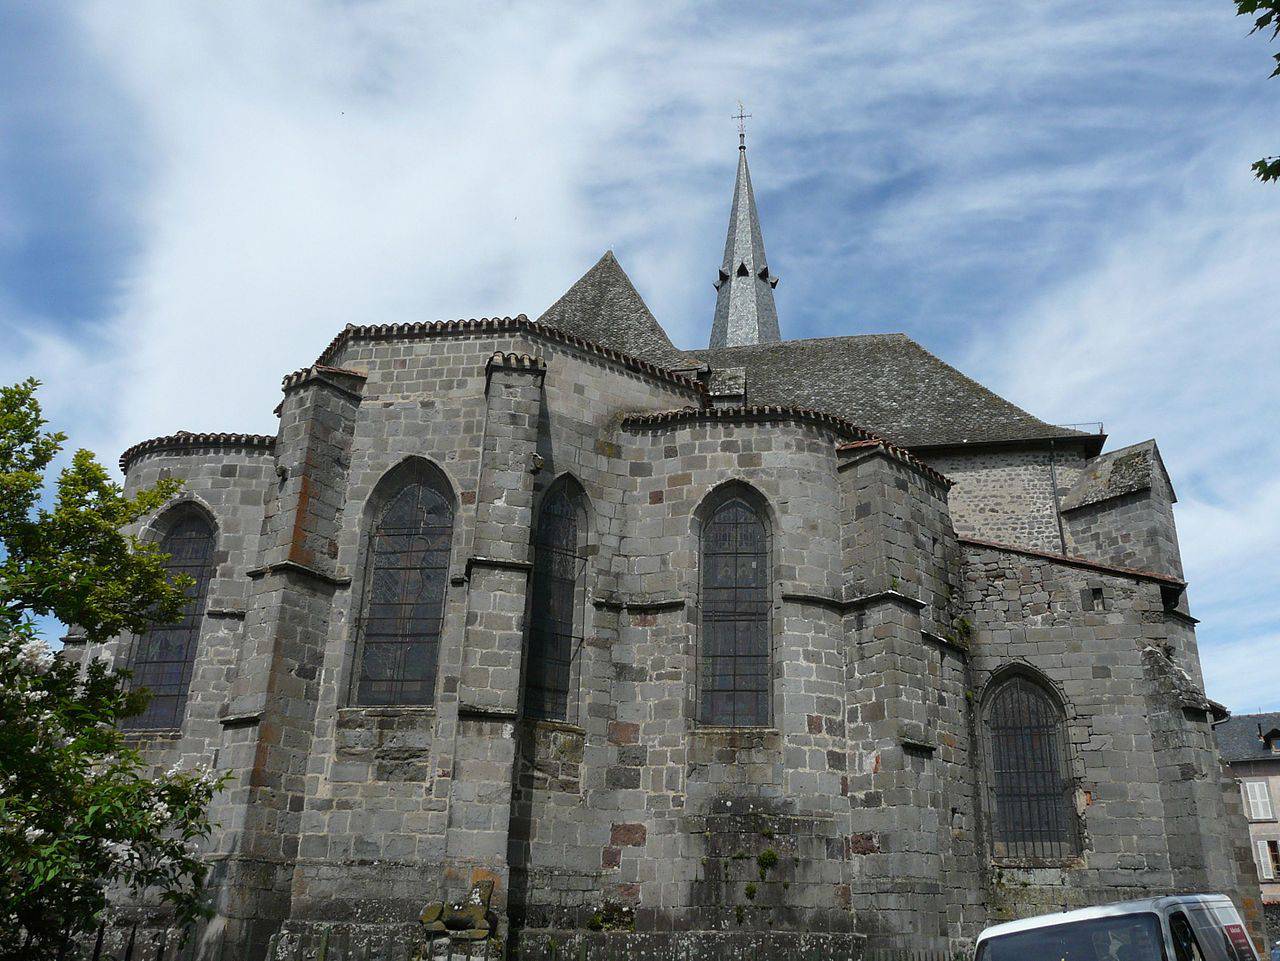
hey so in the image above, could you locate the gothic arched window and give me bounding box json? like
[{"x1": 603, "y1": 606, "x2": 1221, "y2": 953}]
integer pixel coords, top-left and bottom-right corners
[
  {"x1": 985, "y1": 673, "x2": 1079, "y2": 861},
  {"x1": 124, "y1": 508, "x2": 217, "y2": 730},
  {"x1": 699, "y1": 489, "x2": 771, "y2": 727},
  {"x1": 352, "y1": 467, "x2": 454, "y2": 706},
  {"x1": 524, "y1": 479, "x2": 587, "y2": 721}
]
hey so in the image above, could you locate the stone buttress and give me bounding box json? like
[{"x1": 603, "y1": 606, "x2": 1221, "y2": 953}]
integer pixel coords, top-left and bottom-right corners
[
  {"x1": 443, "y1": 351, "x2": 547, "y2": 935},
  {"x1": 207, "y1": 366, "x2": 365, "y2": 958}
]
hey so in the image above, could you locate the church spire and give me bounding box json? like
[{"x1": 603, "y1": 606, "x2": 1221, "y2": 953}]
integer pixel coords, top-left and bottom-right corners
[{"x1": 709, "y1": 107, "x2": 780, "y2": 349}]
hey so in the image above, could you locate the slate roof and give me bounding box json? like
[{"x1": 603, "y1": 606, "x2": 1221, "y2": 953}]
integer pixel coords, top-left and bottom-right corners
[
  {"x1": 536, "y1": 251, "x2": 685, "y2": 367},
  {"x1": 683, "y1": 335, "x2": 1099, "y2": 451},
  {"x1": 536, "y1": 251, "x2": 1102, "y2": 451},
  {"x1": 1061, "y1": 439, "x2": 1173, "y2": 511},
  {"x1": 1215, "y1": 712, "x2": 1280, "y2": 763}
]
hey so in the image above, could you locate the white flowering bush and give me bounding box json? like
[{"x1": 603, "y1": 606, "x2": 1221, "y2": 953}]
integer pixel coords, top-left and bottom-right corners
[
  {"x1": 0, "y1": 617, "x2": 225, "y2": 959},
  {"x1": 0, "y1": 380, "x2": 226, "y2": 959}
]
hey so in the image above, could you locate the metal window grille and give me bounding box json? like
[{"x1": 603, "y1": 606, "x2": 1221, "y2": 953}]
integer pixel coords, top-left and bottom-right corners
[
  {"x1": 123, "y1": 514, "x2": 216, "y2": 730},
  {"x1": 353, "y1": 481, "x2": 453, "y2": 706},
  {"x1": 699, "y1": 497, "x2": 769, "y2": 727},
  {"x1": 987, "y1": 675, "x2": 1077, "y2": 860},
  {"x1": 525, "y1": 486, "x2": 582, "y2": 721}
]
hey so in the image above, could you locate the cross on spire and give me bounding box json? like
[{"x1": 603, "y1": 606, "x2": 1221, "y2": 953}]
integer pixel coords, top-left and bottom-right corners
[{"x1": 733, "y1": 101, "x2": 751, "y2": 150}]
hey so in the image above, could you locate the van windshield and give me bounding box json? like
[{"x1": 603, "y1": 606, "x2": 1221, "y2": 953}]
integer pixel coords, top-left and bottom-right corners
[{"x1": 977, "y1": 913, "x2": 1167, "y2": 961}]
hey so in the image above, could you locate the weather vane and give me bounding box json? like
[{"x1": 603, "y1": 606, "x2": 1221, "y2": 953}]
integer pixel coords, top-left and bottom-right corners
[{"x1": 733, "y1": 101, "x2": 752, "y2": 149}]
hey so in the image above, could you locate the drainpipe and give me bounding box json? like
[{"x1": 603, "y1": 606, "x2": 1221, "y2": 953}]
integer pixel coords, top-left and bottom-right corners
[{"x1": 1049, "y1": 439, "x2": 1068, "y2": 555}]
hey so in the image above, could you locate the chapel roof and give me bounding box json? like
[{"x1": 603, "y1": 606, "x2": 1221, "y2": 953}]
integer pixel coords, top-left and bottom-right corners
[
  {"x1": 1215, "y1": 712, "x2": 1280, "y2": 764},
  {"x1": 537, "y1": 251, "x2": 1097, "y2": 451},
  {"x1": 684, "y1": 336, "x2": 1097, "y2": 451},
  {"x1": 536, "y1": 251, "x2": 685, "y2": 367},
  {"x1": 535, "y1": 123, "x2": 1111, "y2": 455}
]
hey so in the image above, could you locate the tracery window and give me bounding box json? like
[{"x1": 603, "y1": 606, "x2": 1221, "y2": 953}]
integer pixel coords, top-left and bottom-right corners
[
  {"x1": 699, "y1": 490, "x2": 770, "y2": 727},
  {"x1": 524, "y1": 480, "x2": 586, "y2": 721},
  {"x1": 985, "y1": 673, "x2": 1079, "y2": 861},
  {"x1": 352, "y1": 470, "x2": 454, "y2": 706},
  {"x1": 123, "y1": 509, "x2": 216, "y2": 730}
]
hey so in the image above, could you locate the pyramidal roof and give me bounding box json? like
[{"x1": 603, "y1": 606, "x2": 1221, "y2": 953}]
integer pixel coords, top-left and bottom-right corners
[
  {"x1": 536, "y1": 250, "x2": 684, "y2": 366},
  {"x1": 709, "y1": 145, "x2": 780, "y2": 349}
]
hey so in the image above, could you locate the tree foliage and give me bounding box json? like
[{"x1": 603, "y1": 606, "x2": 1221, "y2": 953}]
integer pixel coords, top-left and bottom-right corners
[
  {"x1": 0, "y1": 379, "x2": 225, "y2": 959},
  {"x1": 1237, "y1": 0, "x2": 1280, "y2": 181}
]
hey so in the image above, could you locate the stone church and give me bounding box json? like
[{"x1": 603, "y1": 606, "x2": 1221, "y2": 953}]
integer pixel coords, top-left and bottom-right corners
[{"x1": 69, "y1": 137, "x2": 1259, "y2": 959}]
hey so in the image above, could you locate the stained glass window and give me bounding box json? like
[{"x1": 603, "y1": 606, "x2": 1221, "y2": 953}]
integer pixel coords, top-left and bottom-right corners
[
  {"x1": 525, "y1": 483, "x2": 583, "y2": 721},
  {"x1": 699, "y1": 495, "x2": 770, "y2": 727},
  {"x1": 353, "y1": 478, "x2": 453, "y2": 706},
  {"x1": 987, "y1": 675, "x2": 1078, "y2": 860},
  {"x1": 123, "y1": 511, "x2": 216, "y2": 730}
]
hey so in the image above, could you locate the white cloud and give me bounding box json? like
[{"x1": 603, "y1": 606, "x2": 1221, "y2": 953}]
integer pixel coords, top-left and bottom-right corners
[
  {"x1": 2, "y1": 2, "x2": 1275, "y2": 708},
  {"x1": 974, "y1": 143, "x2": 1280, "y2": 712}
]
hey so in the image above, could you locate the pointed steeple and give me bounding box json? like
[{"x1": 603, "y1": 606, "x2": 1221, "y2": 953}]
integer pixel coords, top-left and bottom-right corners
[{"x1": 709, "y1": 135, "x2": 780, "y2": 349}]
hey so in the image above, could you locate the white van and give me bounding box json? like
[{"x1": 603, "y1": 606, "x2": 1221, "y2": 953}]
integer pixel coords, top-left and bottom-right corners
[{"x1": 973, "y1": 894, "x2": 1258, "y2": 961}]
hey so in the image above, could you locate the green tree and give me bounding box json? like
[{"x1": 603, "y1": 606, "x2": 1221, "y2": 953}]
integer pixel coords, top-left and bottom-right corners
[
  {"x1": 1237, "y1": 0, "x2": 1280, "y2": 181},
  {"x1": 0, "y1": 379, "x2": 225, "y2": 960}
]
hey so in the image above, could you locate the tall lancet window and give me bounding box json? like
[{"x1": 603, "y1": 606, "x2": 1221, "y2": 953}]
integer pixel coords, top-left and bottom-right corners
[
  {"x1": 124, "y1": 508, "x2": 217, "y2": 730},
  {"x1": 352, "y1": 465, "x2": 454, "y2": 706},
  {"x1": 699, "y1": 488, "x2": 771, "y2": 727},
  {"x1": 985, "y1": 673, "x2": 1079, "y2": 861},
  {"x1": 525, "y1": 479, "x2": 586, "y2": 722}
]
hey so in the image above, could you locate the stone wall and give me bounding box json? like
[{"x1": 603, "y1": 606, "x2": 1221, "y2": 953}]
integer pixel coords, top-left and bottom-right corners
[
  {"x1": 82, "y1": 323, "x2": 1250, "y2": 959},
  {"x1": 961, "y1": 541, "x2": 1259, "y2": 932},
  {"x1": 923, "y1": 445, "x2": 1087, "y2": 554},
  {"x1": 63, "y1": 442, "x2": 276, "y2": 778},
  {"x1": 1064, "y1": 479, "x2": 1183, "y2": 581}
]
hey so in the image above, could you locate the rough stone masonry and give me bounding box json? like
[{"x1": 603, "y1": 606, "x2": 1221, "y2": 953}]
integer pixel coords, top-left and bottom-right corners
[{"x1": 64, "y1": 141, "x2": 1261, "y2": 960}]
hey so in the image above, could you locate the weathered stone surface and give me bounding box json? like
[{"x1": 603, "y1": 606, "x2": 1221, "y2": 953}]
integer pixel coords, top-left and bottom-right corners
[{"x1": 79, "y1": 297, "x2": 1256, "y2": 958}]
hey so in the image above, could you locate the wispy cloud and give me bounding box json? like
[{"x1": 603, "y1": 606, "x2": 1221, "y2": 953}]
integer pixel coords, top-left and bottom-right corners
[{"x1": 0, "y1": 1, "x2": 1274, "y2": 710}]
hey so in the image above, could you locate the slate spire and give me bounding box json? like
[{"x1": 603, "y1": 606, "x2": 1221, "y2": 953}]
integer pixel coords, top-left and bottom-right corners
[{"x1": 709, "y1": 137, "x2": 781, "y2": 349}]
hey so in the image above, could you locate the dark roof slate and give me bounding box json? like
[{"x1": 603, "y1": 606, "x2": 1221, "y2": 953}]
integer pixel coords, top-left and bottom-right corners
[
  {"x1": 682, "y1": 335, "x2": 1098, "y2": 451},
  {"x1": 1215, "y1": 712, "x2": 1280, "y2": 763},
  {"x1": 536, "y1": 251, "x2": 685, "y2": 367},
  {"x1": 532, "y1": 251, "x2": 1103, "y2": 451},
  {"x1": 1061, "y1": 439, "x2": 1174, "y2": 511}
]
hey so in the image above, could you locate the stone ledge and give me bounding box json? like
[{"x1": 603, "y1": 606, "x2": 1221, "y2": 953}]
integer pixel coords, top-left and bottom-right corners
[
  {"x1": 220, "y1": 692, "x2": 267, "y2": 727},
  {"x1": 922, "y1": 629, "x2": 969, "y2": 656},
  {"x1": 465, "y1": 556, "x2": 533, "y2": 579},
  {"x1": 781, "y1": 590, "x2": 844, "y2": 612},
  {"x1": 844, "y1": 589, "x2": 927, "y2": 612},
  {"x1": 246, "y1": 559, "x2": 352, "y2": 588},
  {"x1": 206, "y1": 606, "x2": 247, "y2": 620},
  {"x1": 591, "y1": 590, "x2": 686, "y2": 613}
]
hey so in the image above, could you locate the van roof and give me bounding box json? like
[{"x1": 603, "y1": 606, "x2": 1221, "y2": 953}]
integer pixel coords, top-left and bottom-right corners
[{"x1": 976, "y1": 894, "x2": 1234, "y2": 943}]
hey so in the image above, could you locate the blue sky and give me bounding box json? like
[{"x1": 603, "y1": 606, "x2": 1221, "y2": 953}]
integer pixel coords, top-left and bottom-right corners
[{"x1": 1, "y1": 2, "x2": 1277, "y2": 711}]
